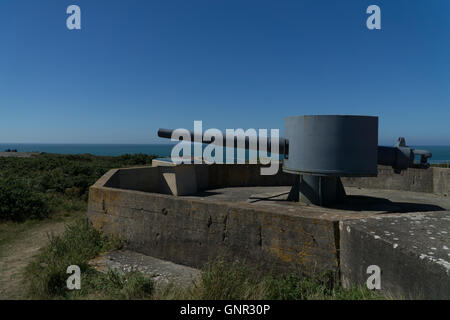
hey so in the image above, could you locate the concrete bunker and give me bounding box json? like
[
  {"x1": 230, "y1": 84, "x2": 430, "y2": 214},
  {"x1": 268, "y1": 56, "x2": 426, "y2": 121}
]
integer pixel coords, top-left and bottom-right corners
[
  {"x1": 88, "y1": 160, "x2": 450, "y2": 299},
  {"x1": 88, "y1": 114, "x2": 450, "y2": 299}
]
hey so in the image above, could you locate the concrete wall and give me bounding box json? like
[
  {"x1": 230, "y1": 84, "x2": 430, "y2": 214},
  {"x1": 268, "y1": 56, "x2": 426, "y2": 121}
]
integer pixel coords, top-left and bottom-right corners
[
  {"x1": 87, "y1": 163, "x2": 450, "y2": 298},
  {"x1": 433, "y1": 168, "x2": 450, "y2": 195},
  {"x1": 104, "y1": 167, "x2": 161, "y2": 193},
  {"x1": 342, "y1": 166, "x2": 447, "y2": 195},
  {"x1": 340, "y1": 214, "x2": 450, "y2": 300},
  {"x1": 104, "y1": 165, "x2": 206, "y2": 196},
  {"x1": 207, "y1": 164, "x2": 295, "y2": 188},
  {"x1": 104, "y1": 164, "x2": 448, "y2": 196},
  {"x1": 88, "y1": 185, "x2": 339, "y2": 275}
]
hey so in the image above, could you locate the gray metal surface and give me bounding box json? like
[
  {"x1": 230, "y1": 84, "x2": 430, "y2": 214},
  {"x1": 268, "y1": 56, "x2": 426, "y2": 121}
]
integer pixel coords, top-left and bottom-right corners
[
  {"x1": 158, "y1": 128, "x2": 288, "y2": 155},
  {"x1": 283, "y1": 115, "x2": 378, "y2": 176},
  {"x1": 287, "y1": 175, "x2": 346, "y2": 206},
  {"x1": 378, "y1": 137, "x2": 432, "y2": 173}
]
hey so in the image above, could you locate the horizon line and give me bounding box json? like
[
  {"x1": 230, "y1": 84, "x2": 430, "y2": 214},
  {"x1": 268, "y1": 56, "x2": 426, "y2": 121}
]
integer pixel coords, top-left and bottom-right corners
[{"x1": 1, "y1": 142, "x2": 450, "y2": 147}]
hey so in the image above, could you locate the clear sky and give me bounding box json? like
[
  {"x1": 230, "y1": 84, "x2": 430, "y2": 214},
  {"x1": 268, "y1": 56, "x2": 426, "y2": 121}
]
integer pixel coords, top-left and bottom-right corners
[{"x1": 0, "y1": 0, "x2": 449, "y2": 145}]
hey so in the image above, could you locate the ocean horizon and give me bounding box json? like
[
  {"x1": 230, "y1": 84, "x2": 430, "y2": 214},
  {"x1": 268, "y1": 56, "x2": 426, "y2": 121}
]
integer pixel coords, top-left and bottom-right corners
[{"x1": 1, "y1": 143, "x2": 449, "y2": 163}]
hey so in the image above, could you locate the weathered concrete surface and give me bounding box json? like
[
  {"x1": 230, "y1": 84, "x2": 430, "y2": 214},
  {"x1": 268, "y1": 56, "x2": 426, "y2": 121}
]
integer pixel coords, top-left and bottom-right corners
[
  {"x1": 433, "y1": 168, "x2": 450, "y2": 196},
  {"x1": 335, "y1": 187, "x2": 448, "y2": 214},
  {"x1": 102, "y1": 163, "x2": 449, "y2": 197},
  {"x1": 103, "y1": 165, "x2": 205, "y2": 196},
  {"x1": 87, "y1": 163, "x2": 450, "y2": 299},
  {"x1": 342, "y1": 165, "x2": 434, "y2": 193},
  {"x1": 88, "y1": 185, "x2": 340, "y2": 275},
  {"x1": 106, "y1": 163, "x2": 449, "y2": 196},
  {"x1": 104, "y1": 167, "x2": 160, "y2": 193},
  {"x1": 89, "y1": 250, "x2": 200, "y2": 288},
  {"x1": 204, "y1": 186, "x2": 450, "y2": 215},
  {"x1": 343, "y1": 165, "x2": 450, "y2": 195},
  {"x1": 340, "y1": 211, "x2": 450, "y2": 299},
  {"x1": 207, "y1": 163, "x2": 295, "y2": 188},
  {"x1": 88, "y1": 181, "x2": 449, "y2": 288},
  {"x1": 158, "y1": 165, "x2": 198, "y2": 196}
]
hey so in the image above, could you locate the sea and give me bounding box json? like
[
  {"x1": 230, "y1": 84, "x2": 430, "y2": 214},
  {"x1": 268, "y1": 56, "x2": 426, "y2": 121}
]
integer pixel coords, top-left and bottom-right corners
[{"x1": 0, "y1": 143, "x2": 449, "y2": 164}]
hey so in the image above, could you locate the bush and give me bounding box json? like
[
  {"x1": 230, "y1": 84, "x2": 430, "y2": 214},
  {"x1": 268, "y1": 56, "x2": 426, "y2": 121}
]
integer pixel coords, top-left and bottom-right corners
[
  {"x1": 163, "y1": 257, "x2": 384, "y2": 300},
  {"x1": 75, "y1": 269, "x2": 154, "y2": 300},
  {"x1": 26, "y1": 218, "x2": 153, "y2": 299},
  {"x1": 0, "y1": 153, "x2": 157, "y2": 222},
  {"x1": 26, "y1": 222, "x2": 383, "y2": 300},
  {"x1": 0, "y1": 178, "x2": 50, "y2": 222},
  {"x1": 262, "y1": 272, "x2": 337, "y2": 300},
  {"x1": 189, "y1": 258, "x2": 261, "y2": 300}
]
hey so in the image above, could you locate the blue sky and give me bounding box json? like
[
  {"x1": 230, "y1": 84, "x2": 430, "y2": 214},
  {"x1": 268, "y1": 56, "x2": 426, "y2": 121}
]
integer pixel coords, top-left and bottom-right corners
[{"x1": 0, "y1": 0, "x2": 449, "y2": 145}]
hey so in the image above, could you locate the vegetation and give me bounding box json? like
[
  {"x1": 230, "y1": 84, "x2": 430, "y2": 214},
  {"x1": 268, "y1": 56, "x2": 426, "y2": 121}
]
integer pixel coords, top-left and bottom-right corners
[
  {"x1": 26, "y1": 220, "x2": 382, "y2": 300},
  {"x1": 0, "y1": 177, "x2": 51, "y2": 221},
  {"x1": 2, "y1": 152, "x2": 384, "y2": 300},
  {"x1": 156, "y1": 258, "x2": 383, "y2": 300},
  {"x1": 0, "y1": 153, "x2": 156, "y2": 222},
  {"x1": 25, "y1": 218, "x2": 153, "y2": 300},
  {"x1": 24, "y1": 219, "x2": 383, "y2": 300}
]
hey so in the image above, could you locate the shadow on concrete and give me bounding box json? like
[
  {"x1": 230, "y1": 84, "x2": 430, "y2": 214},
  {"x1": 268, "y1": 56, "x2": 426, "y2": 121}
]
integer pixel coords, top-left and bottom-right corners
[
  {"x1": 191, "y1": 191, "x2": 222, "y2": 197},
  {"x1": 247, "y1": 193, "x2": 445, "y2": 213},
  {"x1": 185, "y1": 188, "x2": 445, "y2": 214},
  {"x1": 248, "y1": 192, "x2": 290, "y2": 203},
  {"x1": 332, "y1": 195, "x2": 445, "y2": 213}
]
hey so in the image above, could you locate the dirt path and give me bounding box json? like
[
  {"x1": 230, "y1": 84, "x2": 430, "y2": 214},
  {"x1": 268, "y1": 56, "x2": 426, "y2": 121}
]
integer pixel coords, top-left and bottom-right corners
[{"x1": 0, "y1": 221, "x2": 68, "y2": 299}]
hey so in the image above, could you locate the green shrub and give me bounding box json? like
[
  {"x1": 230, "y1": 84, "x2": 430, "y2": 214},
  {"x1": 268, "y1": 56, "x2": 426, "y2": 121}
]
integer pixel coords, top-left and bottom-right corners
[
  {"x1": 0, "y1": 178, "x2": 50, "y2": 222},
  {"x1": 160, "y1": 257, "x2": 384, "y2": 300},
  {"x1": 188, "y1": 258, "x2": 262, "y2": 300},
  {"x1": 26, "y1": 218, "x2": 153, "y2": 300},
  {"x1": 26, "y1": 221, "x2": 382, "y2": 300},
  {"x1": 0, "y1": 153, "x2": 157, "y2": 222},
  {"x1": 262, "y1": 272, "x2": 337, "y2": 300},
  {"x1": 73, "y1": 269, "x2": 154, "y2": 300}
]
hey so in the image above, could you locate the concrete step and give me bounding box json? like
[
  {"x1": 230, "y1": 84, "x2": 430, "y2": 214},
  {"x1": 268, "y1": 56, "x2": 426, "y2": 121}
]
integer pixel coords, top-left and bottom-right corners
[{"x1": 88, "y1": 250, "x2": 201, "y2": 288}]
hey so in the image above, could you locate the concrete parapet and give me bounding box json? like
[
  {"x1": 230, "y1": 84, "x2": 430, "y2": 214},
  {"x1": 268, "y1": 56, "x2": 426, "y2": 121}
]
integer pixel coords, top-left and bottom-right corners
[
  {"x1": 340, "y1": 212, "x2": 450, "y2": 299},
  {"x1": 342, "y1": 165, "x2": 435, "y2": 194},
  {"x1": 433, "y1": 167, "x2": 450, "y2": 195},
  {"x1": 87, "y1": 162, "x2": 450, "y2": 299},
  {"x1": 103, "y1": 162, "x2": 450, "y2": 196},
  {"x1": 88, "y1": 186, "x2": 339, "y2": 275}
]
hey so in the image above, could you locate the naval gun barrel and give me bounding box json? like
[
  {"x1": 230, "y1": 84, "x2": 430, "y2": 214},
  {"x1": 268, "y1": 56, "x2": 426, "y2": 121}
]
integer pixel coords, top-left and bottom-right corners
[
  {"x1": 158, "y1": 129, "x2": 431, "y2": 173},
  {"x1": 158, "y1": 128, "x2": 289, "y2": 155}
]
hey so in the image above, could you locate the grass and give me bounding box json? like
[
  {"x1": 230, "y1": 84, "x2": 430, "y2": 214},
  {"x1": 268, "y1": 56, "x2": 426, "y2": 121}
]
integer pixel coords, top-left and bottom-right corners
[
  {"x1": 1, "y1": 153, "x2": 157, "y2": 299},
  {"x1": 0, "y1": 210, "x2": 83, "y2": 258},
  {"x1": 0, "y1": 153, "x2": 157, "y2": 253},
  {"x1": 25, "y1": 220, "x2": 384, "y2": 300},
  {"x1": 25, "y1": 217, "x2": 154, "y2": 300},
  {"x1": 155, "y1": 258, "x2": 384, "y2": 300},
  {"x1": 0, "y1": 153, "x2": 157, "y2": 222}
]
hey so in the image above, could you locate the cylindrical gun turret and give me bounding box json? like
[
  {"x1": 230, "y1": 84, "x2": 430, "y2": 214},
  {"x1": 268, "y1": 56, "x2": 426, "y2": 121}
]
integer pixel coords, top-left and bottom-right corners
[{"x1": 158, "y1": 129, "x2": 431, "y2": 173}]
